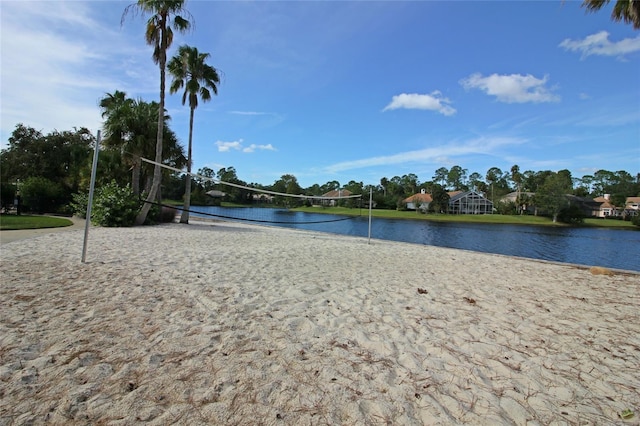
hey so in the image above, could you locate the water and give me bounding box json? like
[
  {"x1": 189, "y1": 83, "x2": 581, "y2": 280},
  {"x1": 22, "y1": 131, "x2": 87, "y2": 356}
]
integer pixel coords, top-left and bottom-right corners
[{"x1": 191, "y1": 206, "x2": 640, "y2": 272}]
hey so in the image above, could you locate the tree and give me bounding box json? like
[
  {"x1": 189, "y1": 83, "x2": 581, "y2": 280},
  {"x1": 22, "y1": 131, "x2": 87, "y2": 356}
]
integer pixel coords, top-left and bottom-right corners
[
  {"x1": 433, "y1": 167, "x2": 448, "y2": 188},
  {"x1": 534, "y1": 172, "x2": 573, "y2": 223},
  {"x1": 1, "y1": 124, "x2": 94, "y2": 211},
  {"x1": 485, "y1": 167, "x2": 503, "y2": 203},
  {"x1": 272, "y1": 174, "x2": 302, "y2": 207},
  {"x1": 430, "y1": 184, "x2": 450, "y2": 213},
  {"x1": 582, "y1": 0, "x2": 640, "y2": 29},
  {"x1": 447, "y1": 166, "x2": 468, "y2": 191},
  {"x1": 168, "y1": 44, "x2": 220, "y2": 223},
  {"x1": 123, "y1": 0, "x2": 192, "y2": 225},
  {"x1": 510, "y1": 165, "x2": 523, "y2": 213},
  {"x1": 400, "y1": 174, "x2": 419, "y2": 196},
  {"x1": 468, "y1": 172, "x2": 485, "y2": 193},
  {"x1": 100, "y1": 93, "x2": 185, "y2": 196}
]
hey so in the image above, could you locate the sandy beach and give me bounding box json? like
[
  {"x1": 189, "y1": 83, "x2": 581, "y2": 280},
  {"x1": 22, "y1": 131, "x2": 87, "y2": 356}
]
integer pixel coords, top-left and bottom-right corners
[{"x1": 0, "y1": 221, "x2": 638, "y2": 425}]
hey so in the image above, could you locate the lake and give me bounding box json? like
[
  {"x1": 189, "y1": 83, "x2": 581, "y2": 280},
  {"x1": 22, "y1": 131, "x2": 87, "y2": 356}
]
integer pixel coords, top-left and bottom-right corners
[{"x1": 191, "y1": 206, "x2": 640, "y2": 272}]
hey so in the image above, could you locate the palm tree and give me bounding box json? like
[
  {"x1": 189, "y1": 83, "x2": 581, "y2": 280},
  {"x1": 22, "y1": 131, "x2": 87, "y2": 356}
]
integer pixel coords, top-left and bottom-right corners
[
  {"x1": 122, "y1": 0, "x2": 192, "y2": 225},
  {"x1": 100, "y1": 92, "x2": 185, "y2": 196},
  {"x1": 582, "y1": 0, "x2": 640, "y2": 29},
  {"x1": 168, "y1": 45, "x2": 220, "y2": 223}
]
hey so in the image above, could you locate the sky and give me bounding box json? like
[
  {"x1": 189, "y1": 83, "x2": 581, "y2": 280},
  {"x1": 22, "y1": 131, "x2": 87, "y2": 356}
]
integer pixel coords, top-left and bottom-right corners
[{"x1": 1, "y1": 0, "x2": 639, "y2": 189}]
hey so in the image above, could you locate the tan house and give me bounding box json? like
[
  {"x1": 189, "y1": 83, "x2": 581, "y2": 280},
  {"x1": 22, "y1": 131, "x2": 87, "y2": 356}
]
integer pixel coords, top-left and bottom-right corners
[
  {"x1": 593, "y1": 194, "x2": 619, "y2": 218},
  {"x1": 624, "y1": 197, "x2": 640, "y2": 217},
  {"x1": 320, "y1": 189, "x2": 353, "y2": 206}
]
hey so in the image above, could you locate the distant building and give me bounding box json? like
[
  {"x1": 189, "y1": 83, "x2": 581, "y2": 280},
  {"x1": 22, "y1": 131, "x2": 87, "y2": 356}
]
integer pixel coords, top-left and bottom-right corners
[
  {"x1": 624, "y1": 197, "x2": 640, "y2": 217},
  {"x1": 403, "y1": 189, "x2": 493, "y2": 214},
  {"x1": 447, "y1": 190, "x2": 493, "y2": 214},
  {"x1": 403, "y1": 189, "x2": 432, "y2": 211},
  {"x1": 593, "y1": 194, "x2": 618, "y2": 217},
  {"x1": 320, "y1": 189, "x2": 353, "y2": 206},
  {"x1": 501, "y1": 191, "x2": 536, "y2": 214}
]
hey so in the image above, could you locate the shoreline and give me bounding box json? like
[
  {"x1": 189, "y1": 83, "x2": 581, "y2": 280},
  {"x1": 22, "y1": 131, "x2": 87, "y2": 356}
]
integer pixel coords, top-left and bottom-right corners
[{"x1": 1, "y1": 222, "x2": 638, "y2": 424}]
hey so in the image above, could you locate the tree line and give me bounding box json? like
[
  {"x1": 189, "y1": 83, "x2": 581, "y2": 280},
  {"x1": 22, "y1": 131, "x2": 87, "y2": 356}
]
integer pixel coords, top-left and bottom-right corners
[{"x1": 2, "y1": 121, "x2": 638, "y2": 219}]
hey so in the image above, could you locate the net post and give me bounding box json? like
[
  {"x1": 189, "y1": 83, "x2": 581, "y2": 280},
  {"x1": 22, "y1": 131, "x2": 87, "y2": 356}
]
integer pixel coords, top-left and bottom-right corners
[
  {"x1": 368, "y1": 186, "x2": 373, "y2": 244},
  {"x1": 82, "y1": 130, "x2": 101, "y2": 263}
]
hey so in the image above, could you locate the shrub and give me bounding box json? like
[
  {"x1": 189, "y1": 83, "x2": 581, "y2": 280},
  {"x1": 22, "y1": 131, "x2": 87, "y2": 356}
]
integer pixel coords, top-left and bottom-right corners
[
  {"x1": 70, "y1": 192, "x2": 89, "y2": 218},
  {"x1": 20, "y1": 177, "x2": 64, "y2": 213},
  {"x1": 1, "y1": 182, "x2": 17, "y2": 210},
  {"x1": 558, "y1": 204, "x2": 585, "y2": 224},
  {"x1": 632, "y1": 214, "x2": 640, "y2": 227},
  {"x1": 71, "y1": 180, "x2": 140, "y2": 227}
]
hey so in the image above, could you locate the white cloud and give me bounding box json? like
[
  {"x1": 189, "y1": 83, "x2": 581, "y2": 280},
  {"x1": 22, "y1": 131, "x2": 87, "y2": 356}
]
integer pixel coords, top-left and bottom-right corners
[
  {"x1": 215, "y1": 139, "x2": 276, "y2": 153},
  {"x1": 229, "y1": 111, "x2": 270, "y2": 116},
  {"x1": 459, "y1": 73, "x2": 560, "y2": 104},
  {"x1": 243, "y1": 144, "x2": 276, "y2": 153},
  {"x1": 382, "y1": 91, "x2": 456, "y2": 116},
  {"x1": 559, "y1": 31, "x2": 640, "y2": 59},
  {"x1": 216, "y1": 140, "x2": 244, "y2": 152},
  {"x1": 0, "y1": 1, "x2": 156, "y2": 144},
  {"x1": 324, "y1": 137, "x2": 525, "y2": 173}
]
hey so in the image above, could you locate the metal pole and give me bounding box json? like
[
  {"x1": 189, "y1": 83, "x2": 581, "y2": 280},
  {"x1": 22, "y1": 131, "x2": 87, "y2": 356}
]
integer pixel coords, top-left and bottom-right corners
[
  {"x1": 368, "y1": 187, "x2": 373, "y2": 244},
  {"x1": 82, "y1": 130, "x2": 101, "y2": 263}
]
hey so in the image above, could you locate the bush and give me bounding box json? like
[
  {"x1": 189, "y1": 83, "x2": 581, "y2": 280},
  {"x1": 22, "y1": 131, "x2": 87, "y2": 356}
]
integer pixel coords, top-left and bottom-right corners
[
  {"x1": 20, "y1": 177, "x2": 65, "y2": 214},
  {"x1": 92, "y1": 181, "x2": 140, "y2": 227},
  {"x1": 1, "y1": 182, "x2": 17, "y2": 210},
  {"x1": 632, "y1": 214, "x2": 640, "y2": 227},
  {"x1": 558, "y1": 204, "x2": 585, "y2": 224},
  {"x1": 73, "y1": 181, "x2": 140, "y2": 227},
  {"x1": 70, "y1": 192, "x2": 89, "y2": 218}
]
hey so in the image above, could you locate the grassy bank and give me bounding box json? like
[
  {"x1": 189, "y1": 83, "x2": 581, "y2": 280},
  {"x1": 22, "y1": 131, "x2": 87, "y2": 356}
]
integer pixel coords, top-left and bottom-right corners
[
  {"x1": 292, "y1": 206, "x2": 638, "y2": 229},
  {"x1": 0, "y1": 215, "x2": 73, "y2": 231}
]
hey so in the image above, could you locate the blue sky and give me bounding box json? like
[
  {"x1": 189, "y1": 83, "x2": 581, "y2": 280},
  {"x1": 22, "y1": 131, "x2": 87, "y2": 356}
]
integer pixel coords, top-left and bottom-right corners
[{"x1": 1, "y1": 1, "x2": 639, "y2": 188}]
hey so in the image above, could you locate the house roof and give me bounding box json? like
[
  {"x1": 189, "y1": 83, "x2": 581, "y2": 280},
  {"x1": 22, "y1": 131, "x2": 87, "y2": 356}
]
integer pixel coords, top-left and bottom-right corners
[
  {"x1": 403, "y1": 193, "x2": 433, "y2": 203},
  {"x1": 626, "y1": 197, "x2": 640, "y2": 204},
  {"x1": 593, "y1": 196, "x2": 616, "y2": 209},
  {"x1": 322, "y1": 189, "x2": 352, "y2": 198}
]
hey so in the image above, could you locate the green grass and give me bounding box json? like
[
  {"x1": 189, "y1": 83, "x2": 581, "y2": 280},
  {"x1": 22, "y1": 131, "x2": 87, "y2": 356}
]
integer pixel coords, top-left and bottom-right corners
[
  {"x1": 292, "y1": 206, "x2": 639, "y2": 229},
  {"x1": 0, "y1": 215, "x2": 73, "y2": 230},
  {"x1": 583, "y1": 217, "x2": 637, "y2": 229}
]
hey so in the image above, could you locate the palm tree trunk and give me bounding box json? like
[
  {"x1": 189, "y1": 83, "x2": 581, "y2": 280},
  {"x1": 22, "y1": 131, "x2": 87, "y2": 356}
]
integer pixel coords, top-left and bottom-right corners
[
  {"x1": 132, "y1": 155, "x2": 141, "y2": 196},
  {"x1": 180, "y1": 107, "x2": 195, "y2": 223},
  {"x1": 135, "y1": 18, "x2": 167, "y2": 226}
]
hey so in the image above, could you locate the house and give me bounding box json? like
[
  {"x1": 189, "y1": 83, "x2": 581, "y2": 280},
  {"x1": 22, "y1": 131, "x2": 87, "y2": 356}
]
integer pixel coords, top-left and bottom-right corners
[
  {"x1": 252, "y1": 193, "x2": 274, "y2": 203},
  {"x1": 322, "y1": 189, "x2": 352, "y2": 198},
  {"x1": 403, "y1": 189, "x2": 432, "y2": 211},
  {"x1": 624, "y1": 196, "x2": 640, "y2": 217},
  {"x1": 320, "y1": 189, "x2": 353, "y2": 206},
  {"x1": 563, "y1": 195, "x2": 601, "y2": 218},
  {"x1": 592, "y1": 194, "x2": 618, "y2": 218},
  {"x1": 403, "y1": 189, "x2": 493, "y2": 214},
  {"x1": 501, "y1": 191, "x2": 536, "y2": 214},
  {"x1": 447, "y1": 190, "x2": 493, "y2": 214}
]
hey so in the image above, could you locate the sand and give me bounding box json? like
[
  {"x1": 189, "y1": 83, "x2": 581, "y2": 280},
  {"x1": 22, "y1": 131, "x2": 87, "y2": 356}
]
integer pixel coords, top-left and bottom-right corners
[{"x1": 0, "y1": 221, "x2": 639, "y2": 425}]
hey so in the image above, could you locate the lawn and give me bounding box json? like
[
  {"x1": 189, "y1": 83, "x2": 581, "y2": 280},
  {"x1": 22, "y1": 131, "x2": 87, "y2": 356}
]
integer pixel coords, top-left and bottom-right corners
[
  {"x1": 292, "y1": 206, "x2": 639, "y2": 229},
  {"x1": 0, "y1": 215, "x2": 73, "y2": 230}
]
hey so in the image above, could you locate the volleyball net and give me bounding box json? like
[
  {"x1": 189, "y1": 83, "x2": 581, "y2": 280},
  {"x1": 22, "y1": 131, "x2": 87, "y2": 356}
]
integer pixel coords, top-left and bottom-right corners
[{"x1": 139, "y1": 157, "x2": 365, "y2": 225}]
